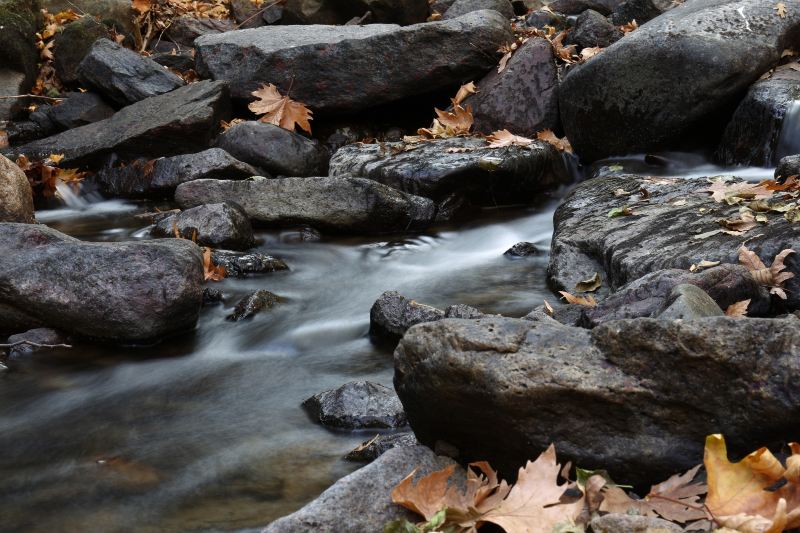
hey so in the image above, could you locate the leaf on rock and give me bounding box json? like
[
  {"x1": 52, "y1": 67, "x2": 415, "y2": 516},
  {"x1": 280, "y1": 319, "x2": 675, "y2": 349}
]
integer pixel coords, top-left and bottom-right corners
[
  {"x1": 700, "y1": 177, "x2": 774, "y2": 204},
  {"x1": 249, "y1": 83, "x2": 313, "y2": 134},
  {"x1": 620, "y1": 19, "x2": 638, "y2": 33},
  {"x1": 725, "y1": 299, "x2": 751, "y2": 317},
  {"x1": 689, "y1": 260, "x2": 720, "y2": 272},
  {"x1": 453, "y1": 82, "x2": 477, "y2": 105},
  {"x1": 203, "y1": 247, "x2": 226, "y2": 282},
  {"x1": 719, "y1": 211, "x2": 760, "y2": 233},
  {"x1": 580, "y1": 46, "x2": 603, "y2": 61},
  {"x1": 559, "y1": 291, "x2": 597, "y2": 307},
  {"x1": 575, "y1": 272, "x2": 602, "y2": 293},
  {"x1": 776, "y1": 2, "x2": 787, "y2": 18},
  {"x1": 543, "y1": 300, "x2": 555, "y2": 316},
  {"x1": 738, "y1": 246, "x2": 795, "y2": 299},
  {"x1": 132, "y1": 0, "x2": 154, "y2": 14},
  {"x1": 608, "y1": 206, "x2": 633, "y2": 218},
  {"x1": 537, "y1": 129, "x2": 573, "y2": 153},
  {"x1": 434, "y1": 100, "x2": 474, "y2": 134},
  {"x1": 486, "y1": 129, "x2": 535, "y2": 148}
]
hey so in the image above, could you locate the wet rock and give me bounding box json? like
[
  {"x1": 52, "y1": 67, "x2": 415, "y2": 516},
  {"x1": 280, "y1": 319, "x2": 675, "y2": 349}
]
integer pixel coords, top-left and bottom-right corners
[
  {"x1": 0, "y1": 0, "x2": 41, "y2": 120},
  {"x1": 443, "y1": 0, "x2": 514, "y2": 19},
  {"x1": 280, "y1": 226, "x2": 321, "y2": 243},
  {"x1": 303, "y1": 380, "x2": 407, "y2": 429},
  {"x1": 776, "y1": 154, "x2": 800, "y2": 180},
  {"x1": 230, "y1": 0, "x2": 265, "y2": 28},
  {"x1": 547, "y1": 0, "x2": 620, "y2": 15},
  {"x1": 430, "y1": 0, "x2": 457, "y2": 13},
  {"x1": 43, "y1": 0, "x2": 134, "y2": 32},
  {"x1": 609, "y1": 0, "x2": 672, "y2": 25},
  {"x1": 465, "y1": 37, "x2": 559, "y2": 137},
  {"x1": 559, "y1": 0, "x2": 800, "y2": 161},
  {"x1": 3, "y1": 120, "x2": 49, "y2": 145},
  {"x1": 195, "y1": 10, "x2": 512, "y2": 112},
  {"x1": 329, "y1": 137, "x2": 567, "y2": 204},
  {"x1": 0, "y1": 223, "x2": 203, "y2": 342},
  {"x1": 590, "y1": 513, "x2": 682, "y2": 533},
  {"x1": 369, "y1": 291, "x2": 445, "y2": 342},
  {"x1": 54, "y1": 17, "x2": 115, "y2": 84},
  {"x1": 345, "y1": 432, "x2": 418, "y2": 462},
  {"x1": 568, "y1": 9, "x2": 621, "y2": 49},
  {"x1": 95, "y1": 148, "x2": 259, "y2": 198},
  {"x1": 525, "y1": 7, "x2": 568, "y2": 29},
  {"x1": 394, "y1": 315, "x2": 800, "y2": 485},
  {"x1": 504, "y1": 241, "x2": 539, "y2": 257},
  {"x1": 150, "y1": 51, "x2": 195, "y2": 72},
  {"x1": 444, "y1": 304, "x2": 485, "y2": 319},
  {"x1": 215, "y1": 121, "x2": 328, "y2": 177},
  {"x1": 4, "y1": 80, "x2": 231, "y2": 166},
  {"x1": 655, "y1": 284, "x2": 724, "y2": 320},
  {"x1": 281, "y1": 0, "x2": 429, "y2": 25},
  {"x1": 45, "y1": 92, "x2": 115, "y2": 131},
  {"x1": 548, "y1": 175, "x2": 800, "y2": 311},
  {"x1": 152, "y1": 203, "x2": 255, "y2": 250},
  {"x1": 226, "y1": 289, "x2": 280, "y2": 321},
  {"x1": 175, "y1": 176, "x2": 436, "y2": 234},
  {"x1": 77, "y1": 39, "x2": 185, "y2": 107},
  {"x1": 0, "y1": 155, "x2": 34, "y2": 223},
  {"x1": 716, "y1": 69, "x2": 800, "y2": 167},
  {"x1": 5, "y1": 328, "x2": 70, "y2": 360},
  {"x1": 202, "y1": 287, "x2": 224, "y2": 306},
  {"x1": 262, "y1": 3, "x2": 284, "y2": 23},
  {"x1": 165, "y1": 16, "x2": 236, "y2": 47},
  {"x1": 210, "y1": 249, "x2": 288, "y2": 278},
  {"x1": 263, "y1": 445, "x2": 458, "y2": 533}
]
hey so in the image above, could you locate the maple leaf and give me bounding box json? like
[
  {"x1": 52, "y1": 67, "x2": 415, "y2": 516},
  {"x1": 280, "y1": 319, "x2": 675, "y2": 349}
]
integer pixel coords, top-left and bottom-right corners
[
  {"x1": 453, "y1": 82, "x2": 477, "y2": 105},
  {"x1": 559, "y1": 291, "x2": 597, "y2": 307},
  {"x1": 699, "y1": 177, "x2": 774, "y2": 204},
  {"x1": 203, "y1": 247, "x2": 226, "y2": 281},
  {"x1": 486, "y1": 129, "x2": 535, "y2": 148},
  {"x1": 719, "y1": 211, "x2": 760, "y2": 233},
  {"x1": 536, "y1": 129, "x2": 572, "y2": 152},
  {"x1": 776, "y1": 2, "x2": 787, "y2": 18},
  {"x1": 725, "y1": 299, "x2": 751, "y2": 317},
  {"x1": 434, "y1": 100, "x2": 473, "y2": 134},
  {"x1": 738, "y1": 246, "x2": 795, "y2": 299},
  {"x1": 705, "y1": 435, "x2": 800, "y2": 530},
  {"x1": 249, "y1": 83, "x2": 313, "y2": 134}
]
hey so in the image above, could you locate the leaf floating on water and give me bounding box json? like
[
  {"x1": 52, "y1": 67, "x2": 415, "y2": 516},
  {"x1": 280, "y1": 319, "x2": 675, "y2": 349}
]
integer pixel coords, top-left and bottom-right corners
[
  {"x1": 559, "y1": 291, "x2": 597, "y2": 307},
  {"x1": 249, "y1": 83, "x2": 313, "y2": 134},
  {"x1": 574, "y1": 272, "x2": 602, "y2": 293}
]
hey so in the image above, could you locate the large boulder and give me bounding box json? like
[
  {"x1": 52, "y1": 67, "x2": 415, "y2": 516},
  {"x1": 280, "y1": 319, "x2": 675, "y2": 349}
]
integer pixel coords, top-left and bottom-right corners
[
  {"x1": 175, "y1": 176, "x2": 436, "y2": 234},
  {"x1": 303, "y1": 381, "x2": 407, "y2": 429},
  {"x1": 567, "y1": 9, "x2": 621, "y2": 49},
  {"x1": 716, "y1": 68, "x2": 800, "y2": 167},
  {"x1": 0, "y1": 223, "x2": 204, "y2": 342},
  {"x1": 0, "y1": 0, "x2": 41, "y2": 120},
  {"x1": 3, "y1": 80, "x2": 231, "y2": 166},
  {"x1": 151, "y1": 202, "x2": 255, "y2": 250},
  {"x1": 194, "y1": 10, "x2": 513, "y2": 112},
  {"x1": 77, "y1": 39, "x2": 185, "y2": 107},
  {"x1": 262, "y1": 445, "x2": 459, "y2": 533},
  {"x1": 547, "y1": 174, "x2": 800, "y2": 310},
  {"x1": 558, "y1": 0, "x2": 800, "y2": 161},
  {"x1": 465, "y1": 37, "x2": 560, "y2": 137},
  {"x1": 394, "y1": 314, "x2": 800, "y2": 484},
  {"x1": 281, "y1": 0, "x2": 430, "y2": 24},
  {"x1": 0, "y1": 155, "x2": 34, "y2": 223},
  {"x1": 215, "y1": 121, "x2": 328, "y2": 177},
  {"x1": 328, "y1": 137, "x2": 567, "y2": 203}
]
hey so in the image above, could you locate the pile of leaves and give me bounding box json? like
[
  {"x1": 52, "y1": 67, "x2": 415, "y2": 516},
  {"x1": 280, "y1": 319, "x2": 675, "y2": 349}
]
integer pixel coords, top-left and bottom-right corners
[
  {"x1": 15, "y1": 153, "x2": 86, "y2": 198},
  {"x1": 386, "y1": 435, "x2": 800, "y2": 533},
  {"x1": 32, "y1": 9, "x2": 83, "y2": 98},
  {"x1": 132, "y1": 0, "x2": 231, "y2": 51}
]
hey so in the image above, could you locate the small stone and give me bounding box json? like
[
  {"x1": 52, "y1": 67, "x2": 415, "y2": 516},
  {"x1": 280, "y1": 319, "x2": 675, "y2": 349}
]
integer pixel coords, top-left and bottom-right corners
[
  {"x1": 152, "y1": 202, "x2": 255, "y2": 251},
  {"x1": 345, "y1": 432, "x2": 418, "y2": 462},
  {"x1": 202, "y1": 288, "x2": 224, "y2": 306},
  {"x1": 0, "y1": 155, "x2": 34, "y2": 223},
  {"x1": 504, "y1": 241, "x2": 539, "y2": 257},
  {"x1": 226, "y1": 289, "x2": 280, "y2": 321},
  {"x1": 302, "y1": 380, "x2": 407, "y2": 429},
  {"x1": 443, "y1": 0, "x2": 514, "y2": 19},
  {"x1": 656, "y1": 284, "x2": 724, "y2": 320},
  {"x1": 444, "y1": 304, "x2": 485, "y2": 319},
  {"x1": 369, "y1": 291, "x2": 445, "y2": 342},
  {"x1": 211, "y1": 250, "x2": 288, "y2": 277}
]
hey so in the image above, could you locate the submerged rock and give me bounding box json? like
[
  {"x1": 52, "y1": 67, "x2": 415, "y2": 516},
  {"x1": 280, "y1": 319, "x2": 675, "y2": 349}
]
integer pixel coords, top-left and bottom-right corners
[
  {"x1": 210, "y1": 249, "x2": 288, "y2": 277},
  {"x1": 226, "y1": 289, "x2": 280, "y2": 321},
  {"x1": 5, "y1": 328, "x2": 70, "y2": 360},
  {"x1": 345, "y1": 432, "x2": 418, "y2": 462},
  {"x1": 175, "y1": 176, "x2": 436, "y2": 234},
  {"x1": 0, "y1": 223, "x2": 203, "y2": 342},
  {"x1": 329, "y1": 137, "x2": 567, "y2": 204},
  {"x1": 370, "y1": 291, "x2": 445, "y2": 342},
  {"x1": 0, "y1": 155, "x2": 34, "y2": 223},
  {"x1": 195, "y1": 11, "x2": 512, "y2": 112},
  {"x1": 394, "y1": 315, "x2": 800, "y2": 485},
  {"x1": 303, "y1": 380, "x2": 407, "y2": 429},
  {"x1": 4, "y1": 80, "x2": 231, "y2": 167},
  {"x1": 263, "y1": 445, "x2": 458, "y2": 533},
  {"x1": 151, "y1": 203, "x2": 255, "y2": 250}
]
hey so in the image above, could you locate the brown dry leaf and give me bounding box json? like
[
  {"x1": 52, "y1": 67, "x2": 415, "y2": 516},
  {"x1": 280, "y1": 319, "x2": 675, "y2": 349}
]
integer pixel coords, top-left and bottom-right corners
[
  {"x1": 725, "y1": 299, "x2": 751, "y2": 317},
  {"x1": 203, "y1": 247, "x2": 226, "y2": 281},
  {"x1": 559, "y1": 291, "x2": 597, "y2": 307},
  {"x1": 132, "y1": 0, "x2": 154, "y2": 14},
  {"x1": 434, "y1": 99, "x2": 474, "y2": 134},
  {"x1": 454, "y1": 82, "x2": 477, "y2": 105},
  {"x1": 738, "y1": 246, "x2": 795, "y2": 299},
  {"x1": 574, "y1": 272, "x2": 601, "y2": 293},
  {"x1": 497, "y1": 42, "x2": 515, "y2": 73},
  {"x1": 719, "y1": 211, "x2": 759, "y2": 233},
  {"x1": 486, "y1": 129, "x2": 535, "y2": 148},
  {"x1": 689, "y1": 260, "x2": 721, "y2": 272},
  {"x1": 551, "y1": 31, "x2": 577, "y2": 63},
  {"x1": 776, "y1": 2, "x2": 787, "y2": 17},
  {"x1": 537, "y1": 129, "x2": 573, "y2": 153},
  {"x1": 705, "y1": 434, "x2": 800, "y2": 530},
  {"x1": 580, "y1": 46, "x2": 603, "y2": 61},
  {"x1": 249, "y1": 83, "x2": 313, "y2": 134},
  {"x1": 0, "y1": 130, "x2": 7, "y2": 149},
  {"x1": 392, "y1": 464, "x2": 460, "y2": 521},
  {"x1": 543, "y1": 300, "x2": 554, "y2": 316},
  {"x1": 700, "y1": 178, "x2": 775, "y2": 204},
  {"x1": 620, "y1": 19, "x2": 638, "y2": 32}
]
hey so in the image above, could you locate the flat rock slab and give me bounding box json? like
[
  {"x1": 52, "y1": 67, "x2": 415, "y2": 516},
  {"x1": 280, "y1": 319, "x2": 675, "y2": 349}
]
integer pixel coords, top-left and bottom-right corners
[
  {"x1": 303, "y1": 380, "x2": 407, "y2": 429},
  {"x1": 175, "y1": 176, "x2": 436, "y2": 234},
  {"x1": 547, "y1": 174, "x2": 800, "y2": 310},
  {"x1": 329, "y1": 137, "x2": 567, "y2": 203},
  {"x1": 0, "y1": 223, "x2": 203, "y2": 342},
  {"x1": 558, "y1": 0, "x2": 800, "y2": 160},
  {"x1": 4, "y1": 81, "x2": 230, "y2": 167},
  {"x1": 195, "y1": 10, "x2": 512, "y2": 112},
  {"x1": 394, "y1": 314, "x2": 800, "y2": 485}
]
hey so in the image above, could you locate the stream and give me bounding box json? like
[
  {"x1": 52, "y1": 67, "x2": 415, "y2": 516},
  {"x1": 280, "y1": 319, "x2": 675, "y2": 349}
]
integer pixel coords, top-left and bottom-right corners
[{"x1": 0, "y1": 154, "x2": 775, "y2": 532}]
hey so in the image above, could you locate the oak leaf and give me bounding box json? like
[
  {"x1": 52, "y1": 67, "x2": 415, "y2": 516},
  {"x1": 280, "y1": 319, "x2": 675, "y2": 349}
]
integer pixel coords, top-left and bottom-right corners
[
  {"x1": 700, "y1": 177, "x2": 774, "y2": 204},
  {"x1": 620, "y1": 19, "x2": 638, "y2": 32},
  {"x1": 249, "y1": 83, "x2": 313, "y2": 134},
  {"x1": 203, "y1": 247, "x2": 226, "y2": 281},
  {"x1": 738, "y1": 246, "x2": 795, "y2": 299},
  {"x1": 486, "y1": 129, "x2": 535, "y2": 148}
]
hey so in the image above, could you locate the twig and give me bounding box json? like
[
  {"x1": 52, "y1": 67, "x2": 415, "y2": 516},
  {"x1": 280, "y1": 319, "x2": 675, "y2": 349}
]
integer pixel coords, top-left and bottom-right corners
[
  {"x1": 0, "y1": 340, "x2": 72, "y2": 349},
  {"x1": 0, "y1": 94, "x2": 64, "y2": 102}
]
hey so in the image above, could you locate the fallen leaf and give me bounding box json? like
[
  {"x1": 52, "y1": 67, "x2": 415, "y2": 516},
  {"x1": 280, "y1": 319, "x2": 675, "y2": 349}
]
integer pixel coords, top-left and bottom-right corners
[
  {"x1": 249, "y1": 83, "x2": 313, "y2": 134},
  {"x1": 620, "y1": 19, "x2": 638, "y2": 32},
  {"x1": 575, "y1": 272, "x2": 602, "y2": 293},
  {"x1": 543, "y1": 300, "x2": 554, "y2": 316},
  {"x1": 719, "y1": 211, "x2": 759, "y2": 233},
  {"x1": 203, "y1": 247, "x2": 226, "y2": 281},
  {"x1": 559, "y1": 291, "x2": 597, "y2": 307},
  {"x1": 132, "y1": 0, "x2": 153, "y2": 14},
  {"x1": 454, "y1": 82, "x2": 477, "y2": 105},
  {"x1": 608, "y1": 206, "x2": 633, "y2": 218},
  {"x1": 689, "y1": 260, "x2": 720, "y2": 272},
  {"x1": 700, "y1": 177, "x2": 774, "y2": 204},
  {"x1": 738, "y1": 246, "x2": 795, "y2": 299},
  {"x1": 434, "y1": 100, "x2": 473, "y2": 134},
  {"x1": 776, "y1": 2, "x2": 787, "y2": 18},
  {"x1": 486, "y1": 129, "x2": 535, "y2": 148},
  {"x1": 536, "y1": 129, "x2": 572, "y2": 152},
  {"x1": 725, "y1": 299, "x2": 750, "y2": 317},
  {"x1": 580, "y1": 46, "x2": 603, "y2": 61}
]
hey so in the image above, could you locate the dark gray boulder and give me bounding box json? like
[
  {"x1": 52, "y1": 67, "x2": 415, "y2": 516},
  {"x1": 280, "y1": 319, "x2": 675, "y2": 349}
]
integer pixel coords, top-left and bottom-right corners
[
  {"x1": 5, "y1": 327, "x2": 70, "y2": 360},
  {"x1": 164, "y1": 16, "x2": 236, "y2": 47},
  {"x1": 369, "y1": 290, "x2": 445, "y2": 342},
  {"x1": 3, "y1": 80, "x2": 231, "y2": 166},
  {"x1": 0, "y1": 0, "x2": 41, "y2": 120},
  {"x1": 262, "y1": 445, "x2": 458, "y2": 533},
  {"x1": 345, "y1": 432, "x2": 419, "y2": 462},
  {"x1": 548, "y1": 174, "x2": 800, "y2": 311},
  {"x1": 45, "y1": 92, "x2": 115, "y2": 131},
  {"x1": 394, "y1": 314, "x2": 800, "y2": 485},
  {"x1": 609, "y1": 0, "x2": 673, "y2": 24},
  {"x1": 175, "y1": 176, "x2": 436, "y2": 234},
  {"x1": 568, "y1": 9, "x2": 621, "y2": 49},
  {"x1": 195, "y1": 10, "x2": 512, "y2": 112},
  {"x1": 547, "y1": 0, "x2": 622, "y2": 15},
  {"x1": 54, "y1": 17, "x2": 115, "y2": 84},
  {"x1": 716, "y1": 69, "x2": 800, "y2": 167},
  {"x1": 559, "y1": 0, "x2": 800, "y2": 161},
  {"x1": 504, "y1": 241, "x2": 539, "y2": 257},
  {"x1": 444, "y1": 304, "x2": 485, "y2": 319},
  {"x1": 0, "y1": 223, "x2": 204, "y2": 342},
  {"x1": 77, "y1": 39, "x2": 185, "y2": 107},
  {"x1": 303, "y1": 381, "x2": 407, "y2": 429},
  {"x1": 151, "y1": 202, "x2": 255, "y2": 250},
  {"x1": 443, "y1": 0, "x2": 514, "y2": 19},
  {"x1": 328, "y1": 137, "x2": 567, "y2": 203},
  {"x1": 466, "y1": 37, "x2": 560, "y2": 137},
  {"x1": 96, "y1": 148, "x2": 259, "y2": 198},
  {"x1": 226, "y1": 289, "x2": 280, "y2": 321},
  {"x1": 210, "y1": 249, "x2": 288, "y2": 277},
  {"x1": 215, "y1": 121, "x2": 328, "y2": 177},
  {"x1": 151, "y1": 51, "x2": 195, "y2": 72},
  {"x1": 776, "y1": 153, "x2": 800, "y2": 180}
]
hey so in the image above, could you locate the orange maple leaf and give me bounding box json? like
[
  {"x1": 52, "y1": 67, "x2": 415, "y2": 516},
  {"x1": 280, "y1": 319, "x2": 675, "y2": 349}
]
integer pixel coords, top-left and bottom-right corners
[{"x1": 248, "y1": 83, "x2": 313, "y2": 134}]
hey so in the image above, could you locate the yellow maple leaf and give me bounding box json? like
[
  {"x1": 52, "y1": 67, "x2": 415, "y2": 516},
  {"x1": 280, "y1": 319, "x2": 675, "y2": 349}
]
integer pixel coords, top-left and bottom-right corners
[{"x1": 248, "y1": 83, "x2": 313, "y2": 134}]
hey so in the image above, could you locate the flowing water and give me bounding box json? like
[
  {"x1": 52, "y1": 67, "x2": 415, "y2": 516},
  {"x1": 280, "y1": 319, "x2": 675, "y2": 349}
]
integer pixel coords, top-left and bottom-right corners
[{"x1": 0, "y1": 154, "x2": 775, "y2": 532}]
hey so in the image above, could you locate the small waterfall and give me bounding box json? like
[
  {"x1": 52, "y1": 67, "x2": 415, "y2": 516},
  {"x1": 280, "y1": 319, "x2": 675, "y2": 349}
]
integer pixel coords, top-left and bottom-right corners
[
  {"x1": 775, "y1": 100, "x2": 800, "y2": 163},
  {"x1": 55, "y1": 180, "x2": 90, "y2": 209}
]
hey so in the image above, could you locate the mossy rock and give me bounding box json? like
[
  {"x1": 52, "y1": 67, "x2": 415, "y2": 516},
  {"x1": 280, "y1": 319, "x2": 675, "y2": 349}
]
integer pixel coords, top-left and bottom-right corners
[{"x1": 0, "y1": 0, "x2": 41, "y2": 81}]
